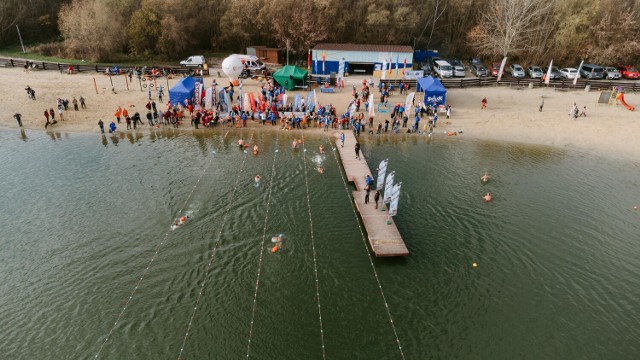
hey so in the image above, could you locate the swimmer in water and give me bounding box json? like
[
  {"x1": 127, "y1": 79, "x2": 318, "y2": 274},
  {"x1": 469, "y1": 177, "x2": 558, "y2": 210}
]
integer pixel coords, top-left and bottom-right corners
[
  {"x1": 238, "y1": 139, "x2": 244, "y2": 148},
  {"x1": 253, "y1": 144, "x2": 259, "y2": 155},
  {"x1": 255, "y1": 175, "x2": 261, "y2": 182},
  {"x1": 319, "y1": 145, "x2": 325, "y2": 154},
  {"x1": 316, "y1": 165, "x2": 324, "y2": 174},
  {"x1": 481, "y1": 173, "x2": 491, "y2": 183},
  {"x1": 483, "y1": 192, "x2": 492, "y2": 202},
  {"x1": 292, "y1": 139, "x2": 298, "y2": 149}
]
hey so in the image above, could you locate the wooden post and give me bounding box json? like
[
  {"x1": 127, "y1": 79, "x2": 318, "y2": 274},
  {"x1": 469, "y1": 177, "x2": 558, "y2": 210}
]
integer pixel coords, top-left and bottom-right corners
[
  {"x1": 93, "y1": 78, "x2": 98, "y2": 94},
  {"x1": 42, "y1": 62, "x2": 46, "y2": 70},
  {"x1": 10, "y1": 59, "x2": 14, "y2": 67}
]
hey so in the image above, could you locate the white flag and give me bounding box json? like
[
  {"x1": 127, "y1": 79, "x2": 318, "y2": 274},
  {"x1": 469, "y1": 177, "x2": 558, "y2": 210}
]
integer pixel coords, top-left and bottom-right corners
[
  {"x1": 573, "y1": 60, "x2": 584, "y2": 85},
  {"x1": 404, "y1": 92, "x2": 415, "y2": 116},
  {"x1": 384, "y1": 171, "x2": 395, "y2": 204},
  {"x1": 389, "y1": 182, "x2": 402, "y2": 216},
  {"x1": 497, "y1": 57, "x2": 508, "y2": 82},
  {"x1": 544, "y1": 60, "x2": 553, "y2": 85},
  {"x1": 368, "y1": 94, "x2": 375, "y2": 118},
  {"x1": 381, "y1": 60, "x2": 387, "y2": 80},
  {"x1": 377, "y1": 159, "x2": 388, "y2": 190}
]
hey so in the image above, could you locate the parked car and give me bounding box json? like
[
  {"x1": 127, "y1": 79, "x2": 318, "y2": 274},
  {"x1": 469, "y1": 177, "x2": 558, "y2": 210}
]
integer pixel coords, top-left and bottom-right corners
[
  {"x1": 528, "y1": 65, "x2": 543, "y2": 78},
  {"x1": 509, "y1": 64, "x2": 526, "y2": 78},
  {"x1": 469, "y1": 57, "x2": 482, "y2": 66},
  {"x1": 433, "y1": 60, "x2": 453, "y2": 78},
  {"x1": 604, "y1": 66, "x2": 621, "y2": 79},
  {"x1": 579, "y1": 64, "x2": 604, "y2": 79},
  {"x1": 471, "y1": 63, "x2": 488, "y2": 77},
  {"x1": 542, "y1": 66, "x2": 562, "y2": 80},
  {"x1": 559, "y1": 67, "x2": 578, "y2": 79},
  {"x1": 449, "y1": 59, "x2": 466, "y2": 77},
  {"x1": 420, "y1": 62, "x2": 432, "y2": 74},
  {"x1": 617, "y1": 65, "x2": 640, "y2": 79},
  {"x1": 488, "y1": 62, "x2": 502, "y2": 77}
]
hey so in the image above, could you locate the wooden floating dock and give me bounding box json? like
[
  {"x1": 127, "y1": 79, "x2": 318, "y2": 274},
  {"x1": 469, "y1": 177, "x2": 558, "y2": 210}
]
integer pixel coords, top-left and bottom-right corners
[{"x1": 334, "y1": 131, "x2": 409, "y2": 257}]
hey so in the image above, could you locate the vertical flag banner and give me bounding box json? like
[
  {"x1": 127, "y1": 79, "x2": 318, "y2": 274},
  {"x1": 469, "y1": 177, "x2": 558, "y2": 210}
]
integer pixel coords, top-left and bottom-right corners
[
  {"x1": 368, "y1": 93, "x2": 375, "y2": 118},
  {"x1": 389, "y1": 182, "x2": 402, "y2": 216},
  {"x1": 545, "y1": 60, "x2": 553, "y2": 85},
  {"x1": 313, "y1": 89, "x2": 319, "y2": 110},
  {"x1": 223, "y1": 89, "x2": 231, "y2": 113},
  {"x1": 307, "y1": 49, "x2": 311, "y2": 72},
  {"x1": 403, "y1": 57, "x2": 407, "y2": 75},
  {"x1": 306, "y1": 91, "x2": 314, "y2": 112},
  {"x1": 238, "y1": 79, "x2": 243, "y2": 110},
  {"x1": 405, "y1": 92, "x2": 415, "y2": 116},
  {"x1": 314, "y1": 51, "x2": 318, "y2": 74},
  {"x1": 381, "y1": 59, "x2": 387, "y2": 80},
  {"x1": 574, "y1": 60, "x2": 584, "y2": 85},
  {"x1": 294, "y1": 94, "x2": 301, "y2": 111},
  {"x1": 395, "y1": 54, "x2": 399, "y2": 78},
  {"x1": 322, "y1": 51, "x2": 326, "y2": 74},
  {"x1": 243, "y1": 93, "x2": 250, "y2": 111},
  {"x1": 377, "y1": 159, "x2": 388, "y2": 190},
  {"x1": 388, "y1": 52, "x2": 393, "y2": 74},
  {"x1": 384, "y1": 171, "x2": 395, "y2": 203},
  {"x1": 497, "y1": 56, "x2": 508, "y2": 82},
  {"x1": 204, "y1": 87, "x2": 213, "y2": 109}
]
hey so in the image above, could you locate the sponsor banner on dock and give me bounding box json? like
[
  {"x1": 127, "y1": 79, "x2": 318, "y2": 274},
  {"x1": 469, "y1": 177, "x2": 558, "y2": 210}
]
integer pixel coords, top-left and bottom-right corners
[
  {"x1": 377, "y1": 159, "x2": 388, "y2": 190},
  {"x1": 384, "y1": 170, "x2": 395, "y2": 204},
  {"x1": 389, "y1": 182, "x2": 402, "y2": 216}
]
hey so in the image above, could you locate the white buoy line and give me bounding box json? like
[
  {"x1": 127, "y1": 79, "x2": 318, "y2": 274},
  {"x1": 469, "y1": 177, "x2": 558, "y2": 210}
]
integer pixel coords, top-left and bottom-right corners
[
  {"x1": 176, "y1": 132, "x2": 256, "y2": 360},
  {"x1": 94, "y1": 131, "x2": 230, "y2": 359},
  {"x1": 299, "y1": 132, "x2": 327, "y2": 360},
  {"x1": 327, "y1": 135, "x2": 406, "y2": 359},
  {"x1": 244, "y1": 137, "x2": 279, "y2": 359}
]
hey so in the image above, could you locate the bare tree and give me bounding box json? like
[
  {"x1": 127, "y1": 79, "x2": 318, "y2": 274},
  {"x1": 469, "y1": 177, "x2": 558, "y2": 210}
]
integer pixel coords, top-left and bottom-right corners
[
  {"x1": 467, "y1": 0, "x2": 554, "y2": 58},
  {"x1": 416, "y1": 0, "x2": 447, "y2": 50}
]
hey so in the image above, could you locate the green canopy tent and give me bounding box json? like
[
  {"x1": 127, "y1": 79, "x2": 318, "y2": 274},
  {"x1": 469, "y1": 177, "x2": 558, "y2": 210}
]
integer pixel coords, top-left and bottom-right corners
[{"x1": 273, "y1": 65, "x2": 308, "y2": 90}]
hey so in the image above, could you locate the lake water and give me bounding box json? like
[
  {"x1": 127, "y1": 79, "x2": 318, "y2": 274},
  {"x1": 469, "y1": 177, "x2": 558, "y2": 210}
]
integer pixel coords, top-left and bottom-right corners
[{"x1": 1, "y1": 128, "x2": 639, "y2": 359}]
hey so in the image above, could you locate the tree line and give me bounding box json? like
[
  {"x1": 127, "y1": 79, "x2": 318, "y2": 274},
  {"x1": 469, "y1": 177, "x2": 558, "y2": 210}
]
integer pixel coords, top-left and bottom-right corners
[{"x1": 1, "y1": 0, "x2": 639, "y2": 66}]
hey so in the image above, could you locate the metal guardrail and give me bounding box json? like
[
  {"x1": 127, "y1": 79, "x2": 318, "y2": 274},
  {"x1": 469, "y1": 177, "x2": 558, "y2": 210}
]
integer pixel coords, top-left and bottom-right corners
[{"x1": 0, "y1": 57, "x2": 202, "y2": 75}]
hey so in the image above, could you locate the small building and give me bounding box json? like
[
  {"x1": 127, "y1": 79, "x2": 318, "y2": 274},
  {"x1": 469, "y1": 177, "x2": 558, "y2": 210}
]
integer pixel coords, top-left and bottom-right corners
[
  {"x1": 311, "y1": 43, "x2": 413, "y2": 75},
  {"x1": 246, "y1": 46, "x2": 282, "y2": 65}
]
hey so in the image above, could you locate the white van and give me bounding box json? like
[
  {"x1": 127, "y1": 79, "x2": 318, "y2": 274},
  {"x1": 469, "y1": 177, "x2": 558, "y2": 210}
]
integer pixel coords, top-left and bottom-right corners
[
  {"x1": 232, "y1": 54, "x2": 267, "y2": 72},
  {"x1": 433, "y1": 60, "x2": 453, "y2": 78},
  {"x1": 180, "y1": 55, "x2": 206, "y2": 67}
]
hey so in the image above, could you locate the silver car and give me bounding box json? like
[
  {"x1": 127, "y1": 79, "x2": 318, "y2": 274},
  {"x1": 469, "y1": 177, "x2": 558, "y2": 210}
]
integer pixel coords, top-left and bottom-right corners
[
  {"x1": 604, "y1": 66, "x2": 621, "y2": 79},
  {"x1": 528, "y1": 65, "x2": 543, "y2": 78},
  {"x1": 471, "y1": 63, "x2": 488, "y2": 77},
  {"x1": 509, "y1": 64, "x2": 525, "y2": 78}
]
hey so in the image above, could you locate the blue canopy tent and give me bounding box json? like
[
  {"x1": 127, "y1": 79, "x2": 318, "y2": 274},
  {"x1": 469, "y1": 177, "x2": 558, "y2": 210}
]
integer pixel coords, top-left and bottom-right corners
[
  {"x1": 169, "y1": 76, "x2": 203, "y2": 105},
  {"x1": 416, "y1": 76, "x2": 446, "y2": 106}
]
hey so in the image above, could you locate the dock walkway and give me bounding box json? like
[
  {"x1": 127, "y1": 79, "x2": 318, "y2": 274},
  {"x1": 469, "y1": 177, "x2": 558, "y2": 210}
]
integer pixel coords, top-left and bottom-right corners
[{"x1": 334, "y1": 131, "x2": 408, "y2": 257}]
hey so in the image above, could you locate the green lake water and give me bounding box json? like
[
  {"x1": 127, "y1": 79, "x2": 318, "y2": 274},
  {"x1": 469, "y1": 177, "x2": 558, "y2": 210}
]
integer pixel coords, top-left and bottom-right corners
[{"x1": 1, "y1": 128, "x2": 639, "y2": 359}]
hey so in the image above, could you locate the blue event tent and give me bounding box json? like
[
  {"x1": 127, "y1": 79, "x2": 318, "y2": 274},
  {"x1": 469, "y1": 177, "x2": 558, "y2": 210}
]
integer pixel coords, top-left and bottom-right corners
[
  {"x1": 169, "y1": 76, "x2": 203, "y2": 105},
  {"x1": 416, "y1": 76, "x2": 446, "y2": 106}
]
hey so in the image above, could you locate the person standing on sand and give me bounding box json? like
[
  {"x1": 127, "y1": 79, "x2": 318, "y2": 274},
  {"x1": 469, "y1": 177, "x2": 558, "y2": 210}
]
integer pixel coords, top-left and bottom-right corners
[
  {"x1": 374, "y1": 190, "x2": 381, "y2": 209},
  {"x1": 79, "y1": 96, "x2": 86, "y2": 109},
  {"x1": 115, "y1": 106, "x2": 122, "y2": 124},
  {"x1": 72, "y1": 97, "x2": 79, "y2": 111},
  {"x1": 58, "y1": 106, "x2": 65, "y2": 121},
  {"x1": 98, "y1": 119, "x2": 104, "y2": 133},
  {"x1": 481, "y1": 97, "x2": 487, "y2": 109},
  {"x1": 355, "y1": 141, "x2": 360, "y2": 159},
  {"x1": 49, "y1": 108, "x2": 55, "y2": 121},
  {"x1": 340, "y1": 132, "x2": 345, "y2": 147},
  {"x1": 539, "y1": 99, "x2": 544, "y2": 112}
]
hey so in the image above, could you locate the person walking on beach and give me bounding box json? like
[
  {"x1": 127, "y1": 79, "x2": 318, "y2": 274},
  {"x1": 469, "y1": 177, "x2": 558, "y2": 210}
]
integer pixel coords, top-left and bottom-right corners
[
  {"x1": 481, "y1": 97, "x2": 487, "y2": 109},
  {"x1": 446, "y1": 105, "x2": 451, "y2": 119},
  {"x1": 374, "y1": 190, "x2": 381, "y2": 209},
  {"x1": 13, "y1": 113, "x2": 23, "y2": 127},
  {"x1": 115, "y1": 106, "x2": 122, "y2": 124},
  {"x1": 98, "y1": 119, "x2": 104, "y2": 133},
  {"x1": 146, "y1": 110, "x2": 153, "y2": 126},
  {"x1": 340, "y1": 132, "x2": 345, "y2": 147},
  {"x1": 58, "y1": 106, "x2": 65, "y2": 121},
  {"x1": 539, "y1": 99, "x2": 544, "y2": 112},
  {"x1": 72, "y1": 97, "x2": 79, "y2": 111},
  {"x1": 79, "y1": 96, "x2": 86, "y2": 109},
  {"x1": 355, "y1": 141, "x2": 360, "y2": 159}
]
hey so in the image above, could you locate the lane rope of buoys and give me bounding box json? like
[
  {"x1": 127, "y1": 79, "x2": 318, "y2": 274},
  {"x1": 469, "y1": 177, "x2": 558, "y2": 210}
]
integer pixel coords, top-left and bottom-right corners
[
  {"x1": 245, "y1": 137, "x2": 279, "y2": 359},
  {"x1": 93, "y1": 132, "x2": 227, "y2": 359},
  {"x1": 327, "y1": 134, "x2": 406, "y2": 360},
  {"x1": 300, "y1": 132, "x2": 327, "y2": 359},
  {"x1": 176, "y1": 132, "x2": 255, "y2": 360}
]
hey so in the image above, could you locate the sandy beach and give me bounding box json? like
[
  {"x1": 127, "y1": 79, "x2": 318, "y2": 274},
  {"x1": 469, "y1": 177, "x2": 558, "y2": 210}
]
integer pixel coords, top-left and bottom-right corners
[{"x1": 1, "y1": 67, "x2": 639, "y2": 161}]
